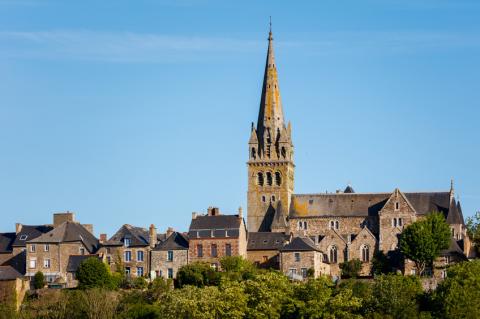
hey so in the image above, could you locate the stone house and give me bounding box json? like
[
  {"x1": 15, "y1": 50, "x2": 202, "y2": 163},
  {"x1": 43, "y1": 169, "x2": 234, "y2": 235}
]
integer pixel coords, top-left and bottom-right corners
[
  {"x1": 151, "y1": 229, "x2": 189, "y2": 280},
  {"x1": 100, "y1": 224, "x2": 162, "y2": 278},
  {"x1": 188, "y1": 207, "x2": 247, "y2": 269},
  {"x1": 246, "y1": 232, "x2": 288, "y2": 269},
  {"x1": 25, "y1": 215, "x2": 99, "y2": 288},
  {"x1": 279, "y1": 237, "x2": 330, "y2": 280}
]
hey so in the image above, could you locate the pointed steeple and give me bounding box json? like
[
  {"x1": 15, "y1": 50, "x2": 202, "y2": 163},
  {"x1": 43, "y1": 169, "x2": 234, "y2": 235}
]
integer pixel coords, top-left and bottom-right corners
[{"x1": 257, "y1": 23, "x2": 285, "y2": 154}]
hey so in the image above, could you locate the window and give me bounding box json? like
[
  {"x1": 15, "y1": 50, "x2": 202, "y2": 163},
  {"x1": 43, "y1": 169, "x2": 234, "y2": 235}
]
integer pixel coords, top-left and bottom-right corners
[
  {"x1": 29, "y1": 258, "x2": 36, "y2": 269},
  {"x1": 125, "y1": 251, "x2": 132, "y2": 262},
  {"x1": 335, "y1": 221, "x2": 339, "y2": 230},
  {"x1": 225, "y1": 244, "x2": 232, "y2": 257},
  {"x1": 392, "y1": 218, "x2": 397, "y2": 227},
  {"x1": 137, "y1": 250, "x2": 144, "y2": 262},
  {"x1": 361, "y1": 245, "x2": 370, "y2": 262},
  {"x1": 330, "y1": 220, "x2": 339, "y2": 230},
  {"x1": 329, "y1": 246, "x2": 338, "y2": 263},
  {"x1": 395, "y1": 202, "x2": 400, "y2": 210},
  {"x1": 257, "y1": 172, "x2": 264, "y2": 186},
  {"x1": 43, "y1": 259, "x2": 51, "y2": 268},
  {"x1": 30, "y1": 244, "x2": 36, "y2": 253},
  {"x1": 197, "y1": 244, "x2": 203, "y2": 257},
  {"x1": 304, "y1": 221, "x2": 308, "y2": 230},
  {"x1": 19, "y1": 235, "x2": 27, "y2": 241},
  {"x1": 125, "y1": 267, "x2": 131, "y2": 275},
  {"x1": 294, "y1": 252, "x2": 301, "y2": 262},
  {"x1": 262, "y1": 256, "x2": 268, "y2": 263},
  {"x1": 288, "y1": 268, "x2": 297, "y2": 277},
  {"x1": 211, "y1": 263, "x2": 218, "y2": 271},
  {"x1": 275, "y1": 172, "x2": 282, "y2": 186},
  {"x1": 137, "y1": 267, "x2": 144, "y2": 277},
  {"x1": 79, "y1": 247, "x2": 85, "y2": 255},
  {"x1": 301, "y1": 268, "x2": 308, "y2": 278},
  {"x1": 124, "y1": 237, "x2": 131, "y2": 247},
  {"x1": 281, "y1": 147, "x2": 286, "y2": 158},
  {"x1": 271, "y1": 195, "x2": 276, "y2": 202},
  {"x1": 167, "y1": 250, "x2": 174, "y2": 261},
  {"x1": 298, "y1": 221, "x2": 302, "y2": 230},
  {"x1": 251, "y1": 147, "x2": 256, "y2": 159},
  {"x1": 398, "y1": 218, "x2": 403, "y2": 226},
  {"x1": 211, "y1": 244, "x2": 218, "y2": 257},
  {"x1": 44, "y1": 244, "x2": 49, "y2": 252},
  {"x1": 168, "y1": 268, "x2": 174, "y2": 279},
  {"x1": 261, "y1": 195, "x2": 266, "y2": 202},
  {"x1": 266, "y1": 172, "x2": 273, "y2": 186}
]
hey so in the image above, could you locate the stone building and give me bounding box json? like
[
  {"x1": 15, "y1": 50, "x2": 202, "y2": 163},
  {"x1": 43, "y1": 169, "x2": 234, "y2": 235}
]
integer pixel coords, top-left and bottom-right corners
[
  {"x1": 25, "y1": 213, "x2": 99, "y2": 288},
  {"x1": 188, "y1": 207, "x2": 247, "y2": 269},
  {"x1": 279, "y1": 237, "x2": 330, "y2": 280},
  {"x1": 246, "y1": 28, "x2": 471, "y2": 278},
  {"x1": 100, "y1": 224, "x2": 162, "y2": 277},
  {"x1": 246, "y1": 232, "x2": 288, "y2": 269},
  {"x1": 150, "y1": 228, "x2": 189, "y2": 279}
]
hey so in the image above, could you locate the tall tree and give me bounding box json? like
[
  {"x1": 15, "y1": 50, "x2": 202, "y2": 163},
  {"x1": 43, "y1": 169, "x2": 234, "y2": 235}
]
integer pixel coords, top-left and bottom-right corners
[
  {"x1": 466, "y1": 211, "x2": 480, "y2": 254},
  {"x1": 400, "y1": 211, "x2": 450, "y2": 275}
]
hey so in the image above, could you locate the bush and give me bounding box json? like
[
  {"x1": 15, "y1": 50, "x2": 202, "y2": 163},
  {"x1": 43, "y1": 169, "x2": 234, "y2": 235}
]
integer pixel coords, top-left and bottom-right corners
[
  {"x1": 176, "y1": 262, "x2": 221, "y2": 288},
  {"x1": 33, "y1": 271, "x2": 45, "y2": 289},
  {"x1": 76, "y1": 257, "x2": 112, "y2": 289},
  {"x1": 132, "y1": 276, "x2": 148, "y2": 290},
  {"x1": 340, "y1": 259, "x2": 363, "y2": 278}
]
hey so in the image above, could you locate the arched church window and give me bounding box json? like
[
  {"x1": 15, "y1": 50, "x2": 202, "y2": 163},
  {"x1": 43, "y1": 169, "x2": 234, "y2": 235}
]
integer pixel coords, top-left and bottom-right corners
[
  {"x1": 271, "y1": 195, "x2": 276, "y2": 202},
  {"x1": 329, "y1": 246, "x2": 338, "y2": 263},
  {"x1": 361, "y1": 245, "x2": 370, "y2": 262},
  {"x1": 398, "y1": 218, "x2": 403, "y2": 226},
  {"x1": 275, "y1": 172, "x2": 282, "y2": 186},
  {"x1": 335, "y1": 221, "x2": 339, "y2": 230},
  {"x1": 251, "y1": 147, "x2": 256, "y2": 159},
  {"x1": 257, "y1": 172, "x2": 264, "y2": 186},
  {"x1": 266, "y1": 172, "x2": 273, "y2": 186}
]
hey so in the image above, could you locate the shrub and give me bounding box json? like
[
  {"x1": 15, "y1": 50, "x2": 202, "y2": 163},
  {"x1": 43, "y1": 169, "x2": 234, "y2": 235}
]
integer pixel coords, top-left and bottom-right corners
[
  {"x1": 76, "y1": 257, "x2": 112, "y2": 289},
  {"x1": 33, "y1": 271, "x2": 45, "y2": 289},
  {"x1": 176, "y1": 262, "x2": 221, "y2": 288},
  {"x1": 340, "y1": 259, "x2": 363, "y2": 278}
]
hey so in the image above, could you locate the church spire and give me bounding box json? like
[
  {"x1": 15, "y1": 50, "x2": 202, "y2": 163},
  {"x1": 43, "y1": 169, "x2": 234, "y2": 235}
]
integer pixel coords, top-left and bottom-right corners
[{"x1": 256, "y1": 22, "x2": 285, "y2": 155}]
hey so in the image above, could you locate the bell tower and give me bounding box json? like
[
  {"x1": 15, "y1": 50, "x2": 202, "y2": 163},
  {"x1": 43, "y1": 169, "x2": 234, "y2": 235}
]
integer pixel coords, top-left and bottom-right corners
[{"x1": 247, "y1": 26, "x2": 294, "y2": 232}]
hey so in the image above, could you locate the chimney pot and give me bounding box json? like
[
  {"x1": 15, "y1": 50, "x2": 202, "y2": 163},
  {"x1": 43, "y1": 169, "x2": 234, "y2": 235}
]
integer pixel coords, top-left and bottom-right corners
[
  {"x1": 192, "y1": 212, "x2": 197, "y2": 219},
  {"x1": 149, "y1": 224, "x2": 157, "y2": 248},
  {"x1": 15, "y1": 223, "x2": 22, "y2": 234},
  {"x1": 166, "y1": 227, "x2": 174, "y2": 238},
  {"x1": 238, "y1": 206, "x2": 243, "y2": 218},
  {"x1": 99, "y1": 233, "x2": 107, "y2": 243}
]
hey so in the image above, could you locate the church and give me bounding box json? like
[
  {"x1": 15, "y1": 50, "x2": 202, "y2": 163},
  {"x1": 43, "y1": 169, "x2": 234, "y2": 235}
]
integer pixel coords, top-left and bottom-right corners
[{"x1": 245, "y1": 28, "x2": 472, "y2": 277}]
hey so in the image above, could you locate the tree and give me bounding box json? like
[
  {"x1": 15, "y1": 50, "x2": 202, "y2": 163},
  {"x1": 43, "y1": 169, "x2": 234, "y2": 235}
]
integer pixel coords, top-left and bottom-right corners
[
  {"x1": 434, "y1": 260, "x2": 480, "y2": 319},
  {"x1": 220, "y1": 256, "x2": 256, "y2": 281},
  {"x1": 466, "y1": 211, "x2": 480, "y2": 254},
  {"x1": 76, "y1": 257, "x2": 112, "y2": 289},
  {"x1": 33, "y1": 271, "x2": 45, "y2": 289},
  {"x1": 340, "y1": 259, "x2": 363, "y2": 278},
  {"x1": 400, "y1": 211, "x2": 450, "y2": 276},
  {"x1": 366, "y1": 274, "x2": 423, "y2": 319},
  {"x1": 176, "y1": 262, "x2": 221, "y2": 288},
  {"x1": 371, "y1": 251, "x2": 393, "y2": 275}
]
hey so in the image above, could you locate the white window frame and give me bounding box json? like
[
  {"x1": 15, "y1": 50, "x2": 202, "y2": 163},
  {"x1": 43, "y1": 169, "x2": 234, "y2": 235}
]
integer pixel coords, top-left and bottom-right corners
[
  {"x1": 137, "y1": 250, "x2": 144, "y2": 262},
  {"x1": 43, "y1": 258, "x2": 51, "y2": 269},
  {"x1": 44, "y1": 244, "x2": 49, "y2": 252},
  {"x1": 137, "y1": 266, "x2": 144, "y2": 277},
  {"x1": 294, "y1": 252, "x2": 301, "y2": 262},
  {"x1": 29, "y1": 258, "x2": 36, "y2": 269},
  {"x1": 30, "y1": 244, "x2": 36, "y2": 253},
  {"x1": 125, "y1": 251, "x2": 132, "y2": 262}
]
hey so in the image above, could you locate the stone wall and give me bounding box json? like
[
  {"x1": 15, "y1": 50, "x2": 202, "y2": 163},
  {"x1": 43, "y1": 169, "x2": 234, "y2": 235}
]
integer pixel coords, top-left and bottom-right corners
[
  {"x1": 101, "y1": 245, "x2": 150, "y2": 277},
  {"x1": 150, "y1": 249, "x2": 188, "y2": 279},
  {"x1": 280, "y1": 250, "x2": 329, "y2": 279},
  {"x1": 246, "y1": 250, "x2": 280, "y2": 269},
  {"x1": 0, "y1": 278, "x2": 28, "y2": 310},
  {"x1": 188, "y1": 237, "x2": 243, "y2": 267}
]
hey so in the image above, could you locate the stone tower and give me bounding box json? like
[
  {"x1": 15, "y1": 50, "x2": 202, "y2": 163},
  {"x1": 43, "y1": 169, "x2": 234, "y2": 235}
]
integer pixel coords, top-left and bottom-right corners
[{"x1": 247, "y1": 28, "x2": 294, "y2": 232}]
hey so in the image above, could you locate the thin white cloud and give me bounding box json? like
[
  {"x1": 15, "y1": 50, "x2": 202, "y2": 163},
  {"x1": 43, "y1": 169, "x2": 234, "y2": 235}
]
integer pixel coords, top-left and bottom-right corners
[{"x1": 0, "y1": 29, "x2": 479, "y2": 63}]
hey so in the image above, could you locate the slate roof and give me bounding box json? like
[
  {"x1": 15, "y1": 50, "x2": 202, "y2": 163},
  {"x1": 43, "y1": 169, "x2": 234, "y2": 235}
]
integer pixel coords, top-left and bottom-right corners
[
  {"x1": 280, "y1": 237, "x2": 321, "y2": 252},
  {"x1": 290, "y1": 191, "x2": 451, "y2": 219},
  {"x1": 104, "y1": 224, "x2": 150, "y2": 247},
  {"x1": 344, "y1": 185, "x2": 355, "y2": 193},
  {"x1": 188, "y1": 214, "x2": 243, "y2": 239},
  {"x1": 66, "y1": 255, "x2": 102, "y2": 273},
  {"x1": 12, "y1": 225, "x2": 54, "y2": 247},
  {"x1": 0, "y1": 266, "x2": 23, "y2": 280},
  {"x1": 247, "y1": 232, "x2": 289, "y2": 251},
  {"x1": 0, "y1": 232, "x2": 16, "y2": 253},
  {"x1": 440, "y1": 238, "x2": 468, "y2": 260},
  {"x1": 446, "y1": 199, "x2": 465, "y2": 225},
  {"x1": 29, "y1": 222, "x2": 99, "y2": 253},
  {"x1": 154, "y1": 232, "x2": 189, "y2": 251},
  {"x1": 271, "y1": 201, "x2": 288, "y2": 230}
]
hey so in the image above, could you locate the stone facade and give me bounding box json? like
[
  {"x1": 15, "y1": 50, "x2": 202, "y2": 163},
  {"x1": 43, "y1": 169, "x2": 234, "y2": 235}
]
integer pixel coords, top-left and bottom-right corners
[
  {"x1": 151, "y1": 249, "x2": 188, "y2": 279},
  {"x1": 246, "y1": 250, "x2": 280, "y2": 269}
]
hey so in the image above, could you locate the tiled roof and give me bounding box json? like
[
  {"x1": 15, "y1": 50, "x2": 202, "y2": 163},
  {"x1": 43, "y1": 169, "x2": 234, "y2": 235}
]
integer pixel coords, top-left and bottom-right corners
[
  {"x1": 66, "y1": 255, "x2": 102, "y2": 272},
  {"x1": 0, "y1": 232, "x2": 16, "y2": 253},
  {"x1": 0, "y1": 266, "x2": 23, "y2": 280},
  {"x1": 280, "y1": 237, "x2": 320, "y2": 252},
  {"x1": 12, "y1": 225, "x2": 54, "y2": 247},
  {"x1": 247, "y1": 232, "x2": 288, "y2": 251},
  {"x1": 104, "y1": 224, "x2": 150, "y2": 247},
  {"x1": 154, "y1": 232, "x2": 189, "y2": 251},
  {"x1": 29, "y1": 222, "x2": 99, "y2": 253}
]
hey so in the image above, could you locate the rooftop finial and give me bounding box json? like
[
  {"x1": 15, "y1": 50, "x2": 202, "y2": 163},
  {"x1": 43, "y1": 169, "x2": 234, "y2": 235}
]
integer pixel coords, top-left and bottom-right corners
[
  {"x1": 268, "y1": 16, "x2": 273, "y2": 40},
  {"x1": 450, "y1": 178, "x2": 455, "y2": 194}
]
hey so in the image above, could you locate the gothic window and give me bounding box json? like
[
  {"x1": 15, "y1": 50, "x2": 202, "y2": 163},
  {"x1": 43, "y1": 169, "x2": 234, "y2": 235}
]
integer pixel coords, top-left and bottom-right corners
[
  {"x1": 262, "y1": 195, "x2": 266, "y2": 202},
  {"x1": 298, "y1": 221, "x2": 302, "y2": 230},
  {"x1": 335, "y1": 221, "x2": 339, "y2": 230},
  {"x1": 281, "y1": 147, "x2": 286, "y2": 158},
  {"x1": 303, "y1": 221, "x2": 308, "y2": 230},
  {"x1": 329, "y1": 221, "x2": 335, "y2": 229},
  {"x1": 392, "y1": 218, "x2": 397, "y2": 227},
  {"x1": 257, "y1": 172, "x2": 264, "y2": 186},
  {"x1": 275, "y1": 172, "x2": 282, "y2": 186},
  {"x1": 329, "y1": 246, "x2": 338, "y2": 263},
  {"x1": 398, "y1": 218, "x2": 403, "y2": 226},
  {"x1": 266, "y1": 172, "x2": 273, "y2": 186},
  {"x1": 271, "y1": 195, "x2": 276, "y2": 202},
  {"x1": 361, "y1": 245, "x2": 370, "y2": 262},
  {"x1": 251, "y1": 147, "x2": 256, "y2": 159},
  {"x1": 395, "y1": 202, "x2": 400, "y2": 210}
]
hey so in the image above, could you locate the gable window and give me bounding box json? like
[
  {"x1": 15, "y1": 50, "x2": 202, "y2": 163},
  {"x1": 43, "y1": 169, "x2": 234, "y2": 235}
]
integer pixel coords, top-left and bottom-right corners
[
  {"x1": 294, "y1": 252, "x2": 301, "y2": 262},
  {"x1": 30, "y1": 244, "x2": 36, "y2": 253},
  {"x1": 329, "y1": 246, "x2": 338, "y2": 263},
  {"x1": 211, "y1": 244, "x2": 218, "y2": 257},
  {"x1": 43, "y1": 258, "x2": 51, "y2": 268},
  {"x1": 167, "y1": 250, "x2": 174, "y2": 261},
  {"x1": 197, "y1": 244, "x2": 203, "y2": 257},
  {"x1": 137, "y1": 250, "x2": 144, "y2": 262},
  {"x1": 44, "y1": 244, "x2": 49, "y2": 252},
  {"x1": 125, "y1": 251, "x2": 132, "y2": 262},
  {"x1": 257, "y1": 172, "x2": 264, "y2": 186},
  {"x1": 124, "y1": 238, "x2": 131, "y2": 247},
  {"x1": 281, "y1": 147, "x2": 286, "y2": 158},
  {"x1": 395, "y1": 202, "x2": 400, "y2": 211},
  {"x1": 225, "y1": 244, "x2": 232, "y2": 256},
  {"x1": 361, "y1": 245, "x2": 370, "y2": 262}
]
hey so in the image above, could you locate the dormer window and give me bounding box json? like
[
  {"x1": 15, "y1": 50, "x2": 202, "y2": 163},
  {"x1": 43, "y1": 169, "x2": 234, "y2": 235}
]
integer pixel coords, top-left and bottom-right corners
[
  {"x1": 20, "y1": 235, "x2": 28, "y2": 241},
  {"x1": 124, "y1": 238, "x2": 131, "y2": 247}
]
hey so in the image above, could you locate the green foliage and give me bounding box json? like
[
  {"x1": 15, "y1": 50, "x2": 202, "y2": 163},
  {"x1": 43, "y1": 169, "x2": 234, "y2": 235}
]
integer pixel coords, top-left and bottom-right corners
[
  {"x1": 400, "y1": 211, "x2": 451, "y2": 275},
  {"x1": 340, "y1": 259, "x2": 363, "y2": 278},
  {"x1": 220, "y1": 256, "x2": 256, "y2": 281},
  {"x1": 145, "y1": 277, "x2": 171, "y2": 302},
  {"x1": 371, "y1": 251, "x2": 393, "y2": 275},
  {"x1": 33, "y1": 271, "x2": 45, "y2": 290},
  {"x1": 176, "y1": 262, "x2": 221, "y2": 288},
  {"x1": 132, "y1": 277, "x2": 148, "y2": 290},
  {"x1": 366, "y1": 274, "x2": 423, "y2": 319},
  {"x1": 76, "y1": 257, "x2": 113, "y2": 289},
  {"x1": 434, "y1": 260, "x2": 480, "y2": 318},
  {"x1": 466, "y1": 211, "x2": 480, "y2": 254}
]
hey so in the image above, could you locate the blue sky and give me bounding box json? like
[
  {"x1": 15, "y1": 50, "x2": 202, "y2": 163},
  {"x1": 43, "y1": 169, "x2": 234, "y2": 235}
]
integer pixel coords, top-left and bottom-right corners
[{"x1": 0, "y1": 0, "x2": 479, "y2": 236}]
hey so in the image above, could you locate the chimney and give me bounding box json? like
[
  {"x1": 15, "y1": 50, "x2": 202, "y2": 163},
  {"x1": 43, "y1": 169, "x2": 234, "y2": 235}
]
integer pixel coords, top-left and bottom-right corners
[
  {"x1": 238, "y1": 206, "x2": 243, "y2": 219},
  {"x1": 208, "y1": 207, "x2": 220, "y2": 216},
  {"x1": 53, "y1": 212, "x2": 76, "y2": 227},
  {"x1": 99, "y1": 234, "x2": 107, "y2": 244},
  {"x1": 166, "y1": 227, "x2": 174, "y2": 238},
  {"x1": 192, "y1": 212, "x2": 198, "y2": 220},
  {"x1": 15, "y1": 223, "x2": 23, "y2": 234},
  {"x1": 82, "y1": 224, "x2": 94, "y2": 234},
  {"x1": 149, "y1": 224, "x2": 157, "y2": 248}
]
